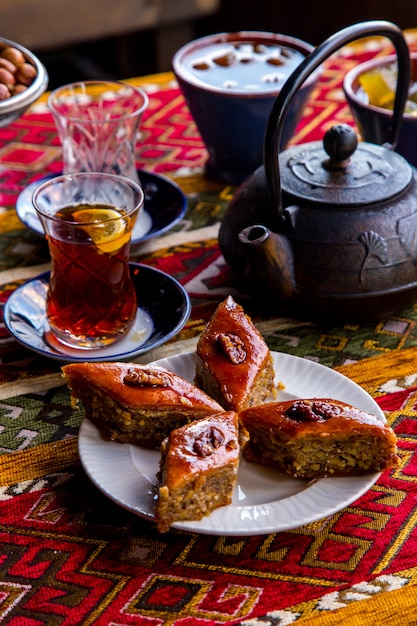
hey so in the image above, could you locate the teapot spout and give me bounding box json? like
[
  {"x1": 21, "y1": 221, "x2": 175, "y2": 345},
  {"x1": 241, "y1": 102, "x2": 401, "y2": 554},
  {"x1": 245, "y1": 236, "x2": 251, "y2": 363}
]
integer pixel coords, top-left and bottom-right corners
[{"x1": 238, "y1": 224, "x2": 296, "y2": 301}]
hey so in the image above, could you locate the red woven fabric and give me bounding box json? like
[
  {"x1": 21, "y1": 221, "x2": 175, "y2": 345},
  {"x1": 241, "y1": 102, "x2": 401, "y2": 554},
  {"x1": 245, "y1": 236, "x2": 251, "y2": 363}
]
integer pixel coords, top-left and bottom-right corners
[
  {"x1": 0, "y1": 32, "x2": 416, "y2": 625},
  {"x1": 0, "y1": 378, "x2": 414, "y2": 625}
]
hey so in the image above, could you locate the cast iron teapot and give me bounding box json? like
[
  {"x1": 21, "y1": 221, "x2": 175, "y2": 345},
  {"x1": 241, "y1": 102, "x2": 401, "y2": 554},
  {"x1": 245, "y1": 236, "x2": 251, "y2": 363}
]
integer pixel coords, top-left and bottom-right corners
[{"x1": 218, "y1": 20, "x2": 417, "y2": 320}]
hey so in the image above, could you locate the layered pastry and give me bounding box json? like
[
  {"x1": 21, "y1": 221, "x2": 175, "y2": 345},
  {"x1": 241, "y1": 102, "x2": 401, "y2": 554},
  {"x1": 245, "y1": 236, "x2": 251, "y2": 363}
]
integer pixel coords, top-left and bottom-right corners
[
  {"x1": 239, "y1": 398, "x2": 399, "y2": 479},
  {"x1": 155, "y1": 411, "x2": 239, "y2": 532},
  {"x1": 194, "y1": 295, "x2": 276, "y2": 411},
  {"x1": 62, "y1": 361, "x2": 224, "y2": 448}
]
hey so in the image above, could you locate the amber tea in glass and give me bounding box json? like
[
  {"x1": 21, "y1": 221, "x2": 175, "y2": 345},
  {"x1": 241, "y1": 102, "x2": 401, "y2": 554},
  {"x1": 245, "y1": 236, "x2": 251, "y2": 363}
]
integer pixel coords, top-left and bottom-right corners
[{"x1": 32, "y1": 172, "x2": 144, "y2": 349}]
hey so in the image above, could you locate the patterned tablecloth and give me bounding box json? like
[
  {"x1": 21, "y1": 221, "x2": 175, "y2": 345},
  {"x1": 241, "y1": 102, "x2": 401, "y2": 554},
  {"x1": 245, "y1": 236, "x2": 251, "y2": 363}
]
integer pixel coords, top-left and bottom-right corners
[{"x1": 0, "y1": 31, "x2": 417, "y2": 626}]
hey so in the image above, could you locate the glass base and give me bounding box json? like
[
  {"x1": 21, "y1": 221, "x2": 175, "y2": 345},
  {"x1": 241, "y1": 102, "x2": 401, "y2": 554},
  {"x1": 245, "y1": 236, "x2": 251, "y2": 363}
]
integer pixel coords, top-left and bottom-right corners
[{"x1": 48, "y1": 324, "x2": 131, "y2": 350}]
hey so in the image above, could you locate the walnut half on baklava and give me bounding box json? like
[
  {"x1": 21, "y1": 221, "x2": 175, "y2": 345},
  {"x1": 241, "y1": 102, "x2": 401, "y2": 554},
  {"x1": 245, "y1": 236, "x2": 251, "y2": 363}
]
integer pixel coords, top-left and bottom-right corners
[
  {"x1": 239, "y1": 398, "x2": 399, "y2": 479},
  {"x1": 155, "y1": 411, "x2": 239, "y2": 532},
  {"x1": 194, "y1": 295, "x2": 276, "y2": 411},
  {"x1": 62, "y1": 361, "x2": 224, "y2": 448}
]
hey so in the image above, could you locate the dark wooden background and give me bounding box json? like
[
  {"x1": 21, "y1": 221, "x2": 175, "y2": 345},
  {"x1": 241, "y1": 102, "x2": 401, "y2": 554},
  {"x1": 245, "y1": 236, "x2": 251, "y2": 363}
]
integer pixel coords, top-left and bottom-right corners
[{"x1": 2, "y1": 0, "x2": 416, "y2": 88}]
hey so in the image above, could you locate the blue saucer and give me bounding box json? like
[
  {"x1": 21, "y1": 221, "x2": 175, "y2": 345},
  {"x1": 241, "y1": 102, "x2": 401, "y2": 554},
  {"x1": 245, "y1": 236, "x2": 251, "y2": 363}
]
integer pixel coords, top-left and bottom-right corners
[
  {"x1": 16, "y1": 169, "x2": 187, "y2": 244},
  {"x1": 3, "y1": 263, "x2": 191, "y2": 362}
]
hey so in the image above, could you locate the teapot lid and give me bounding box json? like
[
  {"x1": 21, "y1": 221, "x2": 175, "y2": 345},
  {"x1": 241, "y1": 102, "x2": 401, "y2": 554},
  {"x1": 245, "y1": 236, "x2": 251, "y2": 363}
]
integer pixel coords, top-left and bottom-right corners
[{"x1": 280, "y1": 124, "x2": 413, "y2": 206}]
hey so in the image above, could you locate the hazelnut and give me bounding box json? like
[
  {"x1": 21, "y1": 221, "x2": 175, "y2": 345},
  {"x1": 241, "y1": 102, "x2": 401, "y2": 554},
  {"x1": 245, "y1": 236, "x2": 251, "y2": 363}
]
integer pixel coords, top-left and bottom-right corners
[
  {"x1": 0, "y1": 45, "x2": 38, "y2": 104},
  {"x1": 0, "y1": 58, "x2": 16, "y2": 74},
  {"x1": 15, "y1": 62, "x2": 37, "y2": 86},
  {"x1": 1, "y1": 46, "x2": 25, "y2": 66},
  {"x1": 0, "y1": 83, "x2": 10, "y2": 100},
  {"x1": 11, "y1": 84, "x2": 28, "y2": 96},
  {"x1": 0, "y1": 67, "x2": 15, "y2": 89}
]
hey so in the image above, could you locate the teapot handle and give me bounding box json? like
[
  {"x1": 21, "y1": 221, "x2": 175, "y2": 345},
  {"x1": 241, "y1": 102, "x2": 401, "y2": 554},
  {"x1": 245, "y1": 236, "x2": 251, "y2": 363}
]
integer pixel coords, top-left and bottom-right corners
[{"x1": 264, "y1": 20, "x2": 411, "y2": 223}]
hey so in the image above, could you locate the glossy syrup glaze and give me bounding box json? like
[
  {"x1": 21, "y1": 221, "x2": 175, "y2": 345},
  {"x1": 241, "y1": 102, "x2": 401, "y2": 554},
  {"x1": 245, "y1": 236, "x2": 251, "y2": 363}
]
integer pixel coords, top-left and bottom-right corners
[
  {"x1": 195, "y1": 295, "x2": 273, "y2": 410},
  {"x1": 240, "y1": 397, "x2": 396, "y2": 437},
  {"x1": 62, "y1": 361, "x2": 224, "y2": 411},
  {"x1": 160, "y1": 411, "x2": 239, "y2": 490}
]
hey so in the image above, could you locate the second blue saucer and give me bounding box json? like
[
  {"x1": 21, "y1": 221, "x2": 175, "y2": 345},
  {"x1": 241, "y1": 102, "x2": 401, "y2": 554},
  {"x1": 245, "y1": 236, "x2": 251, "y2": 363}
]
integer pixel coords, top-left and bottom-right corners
[{"x1": 16, "y1": 169, "x2": 187, "y2": 245}]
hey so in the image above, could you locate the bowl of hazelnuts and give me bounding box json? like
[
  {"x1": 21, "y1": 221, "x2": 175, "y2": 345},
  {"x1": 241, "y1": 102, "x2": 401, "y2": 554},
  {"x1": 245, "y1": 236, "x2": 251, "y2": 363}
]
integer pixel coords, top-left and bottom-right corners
[{"x1": 0, "y1": 37, "x2": 48, "y2": 127}]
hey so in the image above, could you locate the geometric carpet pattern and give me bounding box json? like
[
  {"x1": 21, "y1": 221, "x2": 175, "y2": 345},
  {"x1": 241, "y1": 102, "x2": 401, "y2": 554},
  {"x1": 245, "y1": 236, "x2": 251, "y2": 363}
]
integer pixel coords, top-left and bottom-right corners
[
  {"x1": 0, "y1": 353, "x2": 417, "y2": 625},
  {"x1": 1, "y1": 31, "x2": 417, "y2": 625}
]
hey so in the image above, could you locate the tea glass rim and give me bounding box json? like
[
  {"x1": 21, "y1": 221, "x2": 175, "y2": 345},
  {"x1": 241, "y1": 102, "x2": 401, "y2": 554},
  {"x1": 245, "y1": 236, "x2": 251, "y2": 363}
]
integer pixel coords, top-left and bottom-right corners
[
  {"x1": 47, "y1": 79, "x2": 149, "y2": 124},
  {"x1": 32, "y1": 171, "x2": 144, "y2": 224}
]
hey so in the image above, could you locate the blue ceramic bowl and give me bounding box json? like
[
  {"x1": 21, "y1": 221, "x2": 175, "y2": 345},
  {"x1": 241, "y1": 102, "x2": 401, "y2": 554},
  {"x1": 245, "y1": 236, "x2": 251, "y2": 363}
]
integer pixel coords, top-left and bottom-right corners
[
  {"x1": 172, "y1": 31, "x2": 318, "y2": 184},
  {"x1": 343, "y1": 52, "x2": 417, "y2": 167}
]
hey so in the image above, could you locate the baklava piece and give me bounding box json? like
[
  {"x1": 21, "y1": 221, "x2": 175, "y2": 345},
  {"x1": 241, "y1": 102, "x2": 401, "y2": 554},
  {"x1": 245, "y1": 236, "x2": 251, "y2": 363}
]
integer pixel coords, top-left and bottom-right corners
[
  {"x1": 155, "y1": 411, "x2": 239, "y2": 532},
  {"x1": 62, "y1": 361, "x2": 224, "y2": 448},
  {"x1": 195, "y1": 295, "x2": 276, "y2": 411},
  {"x1": 239, "y1": 398, "x2": 399, "y2": 479}
]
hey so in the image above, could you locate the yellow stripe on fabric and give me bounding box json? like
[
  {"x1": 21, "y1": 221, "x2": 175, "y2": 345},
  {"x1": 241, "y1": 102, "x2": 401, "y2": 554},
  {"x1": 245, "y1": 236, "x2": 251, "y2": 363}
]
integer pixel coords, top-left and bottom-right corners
[
  {"x1": 128, "y1": 71, "x2": 175, "y2": 88},
  {"x1": 0, "y1": 210, "x2": 27, "y2": 233},
  {"x1": 169, "y1": 173, "x2": 224, "y2": 195},
  {"x1": 335, "y1": 347, "x2": 417, "y2": 393},
  {"x1": 137, "y1": 225, "x2": 220, "y2": 256},
  {"x1": 0, "y1": 438, "x2": 79, "y2": 486},
  {"x1": 291, "y1": 103, "x2": 339, "y2": 145},
  {"x1": 0, "y1": 373, "x2": 66, "y2": 401},
  {"x1": 296, "y1": 582, "x2": 417, "y2": 626},
  {"x1": 36, "y1": 72, "x2": 176, "y2": 105},
  {"x1": 0, "y1": 263, "x2": 51, "y2": 285}
]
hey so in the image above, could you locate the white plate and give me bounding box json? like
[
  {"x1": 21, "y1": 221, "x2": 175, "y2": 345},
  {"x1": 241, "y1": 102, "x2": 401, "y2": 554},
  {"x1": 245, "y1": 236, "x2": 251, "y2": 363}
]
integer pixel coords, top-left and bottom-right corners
[{"x1": 78, "y1": 351, "x2": 385, "y2": 535}]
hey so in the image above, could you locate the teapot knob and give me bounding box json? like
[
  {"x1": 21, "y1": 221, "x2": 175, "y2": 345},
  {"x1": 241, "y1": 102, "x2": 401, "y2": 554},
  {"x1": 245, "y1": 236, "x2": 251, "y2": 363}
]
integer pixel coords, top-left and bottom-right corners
[
  {"x1": 323, "y1": 123, "x2": 358, "y2": 167},
  {"x1": 263, "y1": 21, "x2": 410, "y2": 221}
]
